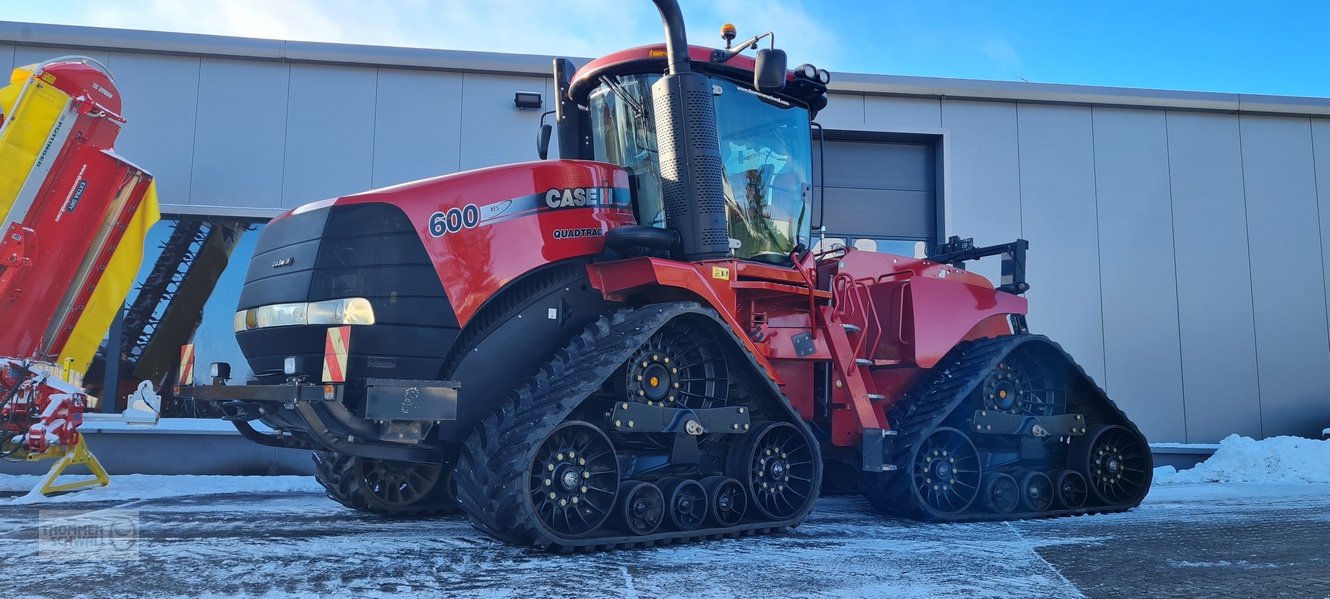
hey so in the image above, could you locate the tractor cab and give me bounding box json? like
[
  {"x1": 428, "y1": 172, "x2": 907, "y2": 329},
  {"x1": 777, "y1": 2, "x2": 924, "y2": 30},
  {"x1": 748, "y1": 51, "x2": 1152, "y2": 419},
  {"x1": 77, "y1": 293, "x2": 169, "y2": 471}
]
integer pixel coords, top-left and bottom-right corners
[{"x1": 557, "y1": 36, "x2": 830, "y2": 263}]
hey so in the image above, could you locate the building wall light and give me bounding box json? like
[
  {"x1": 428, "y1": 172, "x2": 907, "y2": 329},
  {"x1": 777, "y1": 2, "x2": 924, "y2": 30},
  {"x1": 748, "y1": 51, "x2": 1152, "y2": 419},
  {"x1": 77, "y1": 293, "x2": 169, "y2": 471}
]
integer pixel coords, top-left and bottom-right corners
[{"x1": 514, "y1": 91, "x2": 543, "y2": 110}]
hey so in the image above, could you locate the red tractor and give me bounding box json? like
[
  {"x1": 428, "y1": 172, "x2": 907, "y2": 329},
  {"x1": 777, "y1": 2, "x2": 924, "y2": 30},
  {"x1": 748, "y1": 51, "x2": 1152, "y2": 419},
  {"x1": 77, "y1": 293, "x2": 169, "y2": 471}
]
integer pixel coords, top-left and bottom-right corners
[{"x1": 188, "y1": 0, "x2": 1150, "y2": 549}]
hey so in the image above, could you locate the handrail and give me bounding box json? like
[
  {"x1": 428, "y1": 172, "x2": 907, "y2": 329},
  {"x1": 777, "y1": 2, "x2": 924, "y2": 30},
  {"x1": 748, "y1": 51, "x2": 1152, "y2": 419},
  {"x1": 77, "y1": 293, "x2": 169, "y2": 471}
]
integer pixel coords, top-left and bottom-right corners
[{"x1": 35, "y1": 55, "x2": 115, "y2": 82}]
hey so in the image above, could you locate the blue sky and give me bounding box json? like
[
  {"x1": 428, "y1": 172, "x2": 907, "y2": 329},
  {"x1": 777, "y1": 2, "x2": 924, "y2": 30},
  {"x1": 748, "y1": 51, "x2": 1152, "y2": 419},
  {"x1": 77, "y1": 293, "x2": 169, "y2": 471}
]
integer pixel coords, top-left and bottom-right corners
[{"x1": 3, "y1": 0, "x2": 1329, "y2": 97}]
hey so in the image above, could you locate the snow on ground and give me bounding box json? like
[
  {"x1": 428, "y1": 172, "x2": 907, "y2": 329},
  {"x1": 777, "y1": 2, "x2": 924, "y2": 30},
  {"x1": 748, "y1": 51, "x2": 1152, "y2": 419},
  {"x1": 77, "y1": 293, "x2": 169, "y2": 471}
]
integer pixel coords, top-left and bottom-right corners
[
  {"x1": 2, "y1": 481, "x2": 1327, "y2": 598},
  {"x1": 1154, "y1": 434, "x2": 1330, "y2": 484},
  {"x1": 2, "y1": 435, "x2": 1328, "y2": 597}
]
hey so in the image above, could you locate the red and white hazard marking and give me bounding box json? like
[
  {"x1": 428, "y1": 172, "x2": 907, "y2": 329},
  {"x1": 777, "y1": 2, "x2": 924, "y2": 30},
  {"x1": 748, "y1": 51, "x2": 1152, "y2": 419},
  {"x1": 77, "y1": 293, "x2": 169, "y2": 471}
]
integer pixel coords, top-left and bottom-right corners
[
  {"x1": 322, "y1": 326, "x2": 350, "y2": 383},
  {"x1": 177, "y1": 343, "x2": 195, "y2": 386}
]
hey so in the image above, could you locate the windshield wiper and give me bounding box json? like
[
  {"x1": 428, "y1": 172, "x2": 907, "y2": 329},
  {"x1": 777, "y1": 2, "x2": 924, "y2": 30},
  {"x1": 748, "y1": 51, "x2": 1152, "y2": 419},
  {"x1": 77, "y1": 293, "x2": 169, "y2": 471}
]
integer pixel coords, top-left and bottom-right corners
[{"x1": 601, "y1": 75, "x2": 647, "y2": 120}]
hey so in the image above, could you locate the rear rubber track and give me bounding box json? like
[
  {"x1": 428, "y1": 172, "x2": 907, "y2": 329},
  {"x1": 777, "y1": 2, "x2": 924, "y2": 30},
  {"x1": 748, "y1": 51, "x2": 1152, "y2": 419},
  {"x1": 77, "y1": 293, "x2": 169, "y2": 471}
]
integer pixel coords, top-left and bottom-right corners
[{"x1": 863, "y1": 333, "x2": 1151, "y2": 522}]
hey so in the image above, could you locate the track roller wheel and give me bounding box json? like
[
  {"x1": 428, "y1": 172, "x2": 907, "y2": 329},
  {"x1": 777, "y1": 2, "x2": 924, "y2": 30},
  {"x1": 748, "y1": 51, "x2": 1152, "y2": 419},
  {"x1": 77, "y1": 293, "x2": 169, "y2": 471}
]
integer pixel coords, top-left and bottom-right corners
[
  {"x1": 701, "y1": 476, "x2": 747, "y2": 527},
  {"x1": 528, "y1": 421, "x2": 620, "y2": 537},
  {"x1": 1076, "y1": 424, "x2": 1150, "y2": 506},
  {"x1": 731, "y1": 422, "x2": 817, "y2": 519},
  {"x1": 313, "y1": 451, "x2": 458, "y2": 516},
  {"x1": 1054, "y1": 469, "x2": 1088, "y2": 509},
  {"x1": 982, "y1": 472, "x2": 1020, "y2": 514},
  {"x1": 908, "y1": 427, "x2": 983, "y2": 518},
  {"x1": 1018, "y1": 471, "x2": 1054, "y2": 512},
  {"x1": 658, "y1": 478, "x2": 707, "y2": 531},
  {"x1": 617, "y1": 481, "x2": 665, "y2": 536}
]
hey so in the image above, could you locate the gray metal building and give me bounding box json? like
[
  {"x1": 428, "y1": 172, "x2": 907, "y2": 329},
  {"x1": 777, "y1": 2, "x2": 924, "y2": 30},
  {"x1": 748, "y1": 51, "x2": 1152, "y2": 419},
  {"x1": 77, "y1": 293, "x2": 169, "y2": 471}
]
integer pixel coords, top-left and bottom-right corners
[{"x1": 4, "y1": 21, "x2": 1329, "y2": 445}]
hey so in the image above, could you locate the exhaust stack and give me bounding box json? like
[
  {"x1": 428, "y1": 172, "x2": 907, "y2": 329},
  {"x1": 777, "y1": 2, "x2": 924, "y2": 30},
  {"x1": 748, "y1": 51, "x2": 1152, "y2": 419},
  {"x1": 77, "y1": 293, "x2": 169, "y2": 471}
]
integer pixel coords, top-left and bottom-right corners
[{"x1": 649, "y1": 0, "x2": 730, "y2": 260}]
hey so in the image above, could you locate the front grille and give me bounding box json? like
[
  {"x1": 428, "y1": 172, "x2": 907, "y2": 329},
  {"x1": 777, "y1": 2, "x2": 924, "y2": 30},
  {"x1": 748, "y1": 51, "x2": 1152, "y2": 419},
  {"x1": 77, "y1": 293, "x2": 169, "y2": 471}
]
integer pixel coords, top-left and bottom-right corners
[{"x1": 236, "y1": 203, "x2": 457, "y2": 384}]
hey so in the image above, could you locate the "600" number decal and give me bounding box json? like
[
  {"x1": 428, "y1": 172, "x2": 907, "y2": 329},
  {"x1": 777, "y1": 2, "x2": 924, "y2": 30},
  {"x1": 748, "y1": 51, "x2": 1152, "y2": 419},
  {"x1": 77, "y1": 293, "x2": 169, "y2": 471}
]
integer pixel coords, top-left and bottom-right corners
[{"x1": 428, "y1": 204, "x2": 481, "y2": 237}]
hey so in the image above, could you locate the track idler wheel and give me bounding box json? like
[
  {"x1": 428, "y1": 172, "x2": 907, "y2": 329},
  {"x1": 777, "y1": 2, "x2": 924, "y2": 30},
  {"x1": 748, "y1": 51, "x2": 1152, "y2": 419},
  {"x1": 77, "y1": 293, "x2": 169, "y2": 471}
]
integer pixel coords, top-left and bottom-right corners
[
  {"x1": 528, "y1": 421, "x2": 620, "y2": 537},
  {"x1": 659, "y1": 478, "x2": 707, "y2": 531},
  {"x1": 617, "y1": 481, "x2": 665, "y2": 536},
  {"x1": 1018, "y1": 471, "x2": 1054, "y2": 512},
  {"x1": 982, "y1": 472, "x2": 1020, "y2": 514},
  {"x1": 313, "y1": 451, "x2": 458, "y2": 516},
  {"x1": 908, "y1": 426, "x2": 983, "y2": 518},
  {"x1": 1054, "y1": 469, "x2": 1088, "y2": 509},
  {"x1": 731, "y1": 422, "x2": 818, "y2": 520},
  {"x1": 701, "y1": 476, "x2": 747, "y2": 527},
  {"x1": 1076, "y1": 424, "x2": 1150, "y2": 506}
]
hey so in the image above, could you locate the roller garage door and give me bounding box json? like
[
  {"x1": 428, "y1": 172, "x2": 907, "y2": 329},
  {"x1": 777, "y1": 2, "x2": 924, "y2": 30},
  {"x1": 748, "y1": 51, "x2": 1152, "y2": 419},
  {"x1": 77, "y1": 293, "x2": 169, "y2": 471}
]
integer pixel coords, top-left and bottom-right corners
[{"x1": 812, "y1": 136, "x2": 938, "y2": 256}]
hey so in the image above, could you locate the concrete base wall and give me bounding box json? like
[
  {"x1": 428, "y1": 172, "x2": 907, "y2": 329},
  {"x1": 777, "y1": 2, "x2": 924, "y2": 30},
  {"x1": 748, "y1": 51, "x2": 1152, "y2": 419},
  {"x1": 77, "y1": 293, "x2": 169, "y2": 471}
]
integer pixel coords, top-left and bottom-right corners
[{"x1": 0, "y1": 420, "x2": 314, "y2": 476}]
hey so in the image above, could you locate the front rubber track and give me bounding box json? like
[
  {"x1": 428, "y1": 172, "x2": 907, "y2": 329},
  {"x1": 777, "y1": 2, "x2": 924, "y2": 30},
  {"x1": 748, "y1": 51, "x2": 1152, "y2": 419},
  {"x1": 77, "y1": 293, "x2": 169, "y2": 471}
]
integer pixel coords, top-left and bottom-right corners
[{"x1": 452, "y1": 302, "x2": 821, "y2": 551}]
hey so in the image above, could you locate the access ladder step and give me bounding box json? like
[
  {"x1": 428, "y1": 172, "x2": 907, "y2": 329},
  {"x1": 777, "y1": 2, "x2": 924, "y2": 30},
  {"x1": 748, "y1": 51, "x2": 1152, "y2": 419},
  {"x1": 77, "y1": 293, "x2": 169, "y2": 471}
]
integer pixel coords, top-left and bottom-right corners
[{"x1": 855, "y1": 358, "x2": 873, "y2": 367}]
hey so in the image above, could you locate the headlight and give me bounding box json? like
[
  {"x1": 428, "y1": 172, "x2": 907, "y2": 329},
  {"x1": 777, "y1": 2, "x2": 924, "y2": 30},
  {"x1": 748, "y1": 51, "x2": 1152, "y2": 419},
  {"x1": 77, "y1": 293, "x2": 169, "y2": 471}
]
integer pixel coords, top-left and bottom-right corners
[
  {"x1": 234, "y1": 297, "x2": 376, "y2": 332},
  {"x1": 253, "y1": 302, "x2": 306, "y2": 329},
  {"x1": 307, "y1": 298, "x2": 376, "y2": 326}
]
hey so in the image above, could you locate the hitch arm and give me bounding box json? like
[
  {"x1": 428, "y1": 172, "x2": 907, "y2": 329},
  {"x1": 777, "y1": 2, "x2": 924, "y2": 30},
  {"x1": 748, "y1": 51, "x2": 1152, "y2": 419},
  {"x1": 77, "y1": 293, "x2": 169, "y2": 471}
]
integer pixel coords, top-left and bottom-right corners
[{"x1": 929, "y1": 236, "x2": 1029, "y2": 295}]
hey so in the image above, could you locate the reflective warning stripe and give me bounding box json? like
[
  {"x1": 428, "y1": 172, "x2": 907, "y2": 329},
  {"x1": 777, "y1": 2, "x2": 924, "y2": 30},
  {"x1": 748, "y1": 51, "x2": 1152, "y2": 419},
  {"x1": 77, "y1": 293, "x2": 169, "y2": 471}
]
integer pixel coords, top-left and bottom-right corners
[
  {"x1": 177, "y1": 344, "x2": 194, "y2": 386},
  {"x1": 323, "y1": 326, "x2": 350, "y2": 383}
]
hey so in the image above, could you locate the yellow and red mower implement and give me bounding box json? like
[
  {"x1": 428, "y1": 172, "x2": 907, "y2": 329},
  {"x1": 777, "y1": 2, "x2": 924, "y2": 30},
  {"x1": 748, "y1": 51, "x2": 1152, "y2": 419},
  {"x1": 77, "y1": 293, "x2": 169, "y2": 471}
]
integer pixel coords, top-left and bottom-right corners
[{"x1": 0, "y1": 56, "x2": 159, "y2": 382}]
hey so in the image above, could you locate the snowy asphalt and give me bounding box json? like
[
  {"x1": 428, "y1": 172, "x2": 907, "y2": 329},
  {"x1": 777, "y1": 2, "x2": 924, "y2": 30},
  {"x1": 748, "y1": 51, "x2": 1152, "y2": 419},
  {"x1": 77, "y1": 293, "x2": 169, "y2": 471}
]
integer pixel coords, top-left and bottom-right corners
[{"x1": 3, "y1": 482, "x2": 1329, "y2": 598}]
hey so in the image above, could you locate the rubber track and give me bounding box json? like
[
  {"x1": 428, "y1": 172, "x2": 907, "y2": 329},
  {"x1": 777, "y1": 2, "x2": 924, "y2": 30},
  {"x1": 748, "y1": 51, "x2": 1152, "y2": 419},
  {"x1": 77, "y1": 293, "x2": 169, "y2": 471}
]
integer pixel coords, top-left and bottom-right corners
[
  {"x1": 453, "y1": 302, "x2": 821, "y2": 551},
  {"x1": 312, "y1": 451, "x2": 459, "y2": 517},
  {"x1": 865, "y1": 334, "x2": 1152, "y2": 522}
]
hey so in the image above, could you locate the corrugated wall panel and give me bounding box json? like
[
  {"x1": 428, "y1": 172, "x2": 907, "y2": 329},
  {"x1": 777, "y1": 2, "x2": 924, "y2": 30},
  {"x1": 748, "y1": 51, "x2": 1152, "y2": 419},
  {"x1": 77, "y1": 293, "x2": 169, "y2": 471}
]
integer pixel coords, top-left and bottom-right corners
[
  {"x1": 1238, "y1": 115, "x2": 1330, "y2": 439},
  {"x1": 1315, "y1": 119, "x2": 1330, "y2": 335},
  {"x1": 0, "y1": 45, "x2": 13, "y2": 74},
  {"x1": 865, "y1": 96, "x2": 941, "y2": 131},
  {"x1": 939, "y1": 100, "x2": 1022, "y2": 283},
  {"x1": 818, "y1": 92, "x2": 866, "y2": 130},
  {"x1": 1091, "y1": 107, "x2": 1185, "y2": 442},
  {"x1": 103, "y1": 52, "x2": 200, "y2": 208},
  {"x1": 281, "y1": 64, "x2": 376, "y2": 207},
  {"x1": 1016, "y1": 103, "x2": 1106, "y2": 384},
  {"x1": 190, "y1": 58, "x2": 289, "y2": 208},
  {"x1": 370, "y1": 69, "x2": 464, "y2": 188},
  {"x1": 458, "y1": 73, "x2": 549, "y2": 170},
  {"x1": 1165, "y1": 111, "x2": 1261, "y2": 442}
]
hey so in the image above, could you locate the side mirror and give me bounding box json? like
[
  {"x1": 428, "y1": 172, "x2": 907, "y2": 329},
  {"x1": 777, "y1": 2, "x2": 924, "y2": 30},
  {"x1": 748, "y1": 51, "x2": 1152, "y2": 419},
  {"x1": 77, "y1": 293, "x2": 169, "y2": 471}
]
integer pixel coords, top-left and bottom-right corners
[
  {"x1": 754, "y1": 48, "x2": 787, "y2": 92},
  {"x1": 537, "y1": 123, "x2": 553, "y2": 160}
]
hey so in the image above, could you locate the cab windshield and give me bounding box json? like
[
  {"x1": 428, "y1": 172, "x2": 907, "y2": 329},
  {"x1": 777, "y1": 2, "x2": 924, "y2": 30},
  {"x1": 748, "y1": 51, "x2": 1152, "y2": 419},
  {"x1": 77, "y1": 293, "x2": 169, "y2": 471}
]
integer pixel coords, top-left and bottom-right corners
[{"x1": 588, "y1": 74, "x2": 812, "y2": 261}]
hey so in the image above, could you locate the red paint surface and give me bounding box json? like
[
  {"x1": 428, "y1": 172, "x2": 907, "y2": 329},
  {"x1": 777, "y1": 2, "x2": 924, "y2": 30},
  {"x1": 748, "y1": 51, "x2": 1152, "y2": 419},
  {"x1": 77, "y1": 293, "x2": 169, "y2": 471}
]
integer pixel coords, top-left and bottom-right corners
[
  {"x1": 278, "y1": 160, "x2": 635, "y2": 326},
  {"x1": 569, "y1": 43, "x2": 793, "y2": 100},
  {"x1": 590, "y1": 247, "x2": 1027, "y2": 447}
]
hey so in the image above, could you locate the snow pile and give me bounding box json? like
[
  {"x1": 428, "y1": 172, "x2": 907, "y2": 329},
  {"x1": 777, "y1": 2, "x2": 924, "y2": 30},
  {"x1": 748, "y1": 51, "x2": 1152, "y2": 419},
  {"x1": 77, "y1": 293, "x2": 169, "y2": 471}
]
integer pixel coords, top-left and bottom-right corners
[
  {"x1": 1155, "y1": 434, "x2": 1330, "y2": 484},
  {"x1": 0, "y1": 474, "x2": 320, "y2": 504}
]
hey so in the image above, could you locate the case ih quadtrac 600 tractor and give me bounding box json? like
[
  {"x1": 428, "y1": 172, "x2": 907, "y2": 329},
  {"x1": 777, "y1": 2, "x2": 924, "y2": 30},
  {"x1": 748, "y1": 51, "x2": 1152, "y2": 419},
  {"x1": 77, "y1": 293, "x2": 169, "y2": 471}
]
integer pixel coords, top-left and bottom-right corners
[{"x1": 188, "y1": 0, "x2": 1151, "y2": 549}]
